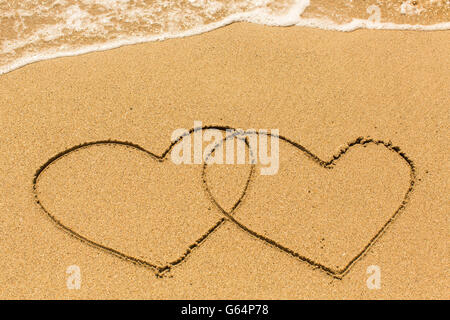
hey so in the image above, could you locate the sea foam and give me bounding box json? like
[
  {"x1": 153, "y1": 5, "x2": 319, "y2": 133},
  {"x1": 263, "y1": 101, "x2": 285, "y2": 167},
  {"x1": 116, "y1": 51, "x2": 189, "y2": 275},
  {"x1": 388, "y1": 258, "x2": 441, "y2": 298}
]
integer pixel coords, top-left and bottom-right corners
[{"x1": 0, "y1": 0, "x2": 448, "y2": 76}]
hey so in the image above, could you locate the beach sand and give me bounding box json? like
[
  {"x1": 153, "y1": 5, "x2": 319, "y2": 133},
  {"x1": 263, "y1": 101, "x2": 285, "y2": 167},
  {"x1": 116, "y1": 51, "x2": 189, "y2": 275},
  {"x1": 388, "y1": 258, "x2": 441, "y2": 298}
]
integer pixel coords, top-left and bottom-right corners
[{"x1": 0, "y1": 23, "x2": 448, "y2": 299}]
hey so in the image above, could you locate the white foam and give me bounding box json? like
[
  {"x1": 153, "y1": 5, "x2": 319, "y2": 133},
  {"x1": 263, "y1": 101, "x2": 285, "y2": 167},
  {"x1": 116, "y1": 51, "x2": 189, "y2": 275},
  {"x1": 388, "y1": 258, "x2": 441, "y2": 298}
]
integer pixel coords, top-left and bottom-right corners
[
  {"x1": 296, "y1": 18, "x2": 450, "y2": 32},
  {"x1": 400, "y1": 1, "x2": 426, "y2": 16},
  {"x1": 0, "y1": 0, "x2": 449, "y2": 76}
]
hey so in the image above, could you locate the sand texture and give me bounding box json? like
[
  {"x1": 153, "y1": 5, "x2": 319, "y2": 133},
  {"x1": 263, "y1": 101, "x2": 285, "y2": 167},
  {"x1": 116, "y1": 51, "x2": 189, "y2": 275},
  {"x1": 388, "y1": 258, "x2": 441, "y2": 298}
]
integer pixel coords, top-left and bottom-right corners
[{"x1": 0, "y1": 23, "x2": 448, "y2": 299}]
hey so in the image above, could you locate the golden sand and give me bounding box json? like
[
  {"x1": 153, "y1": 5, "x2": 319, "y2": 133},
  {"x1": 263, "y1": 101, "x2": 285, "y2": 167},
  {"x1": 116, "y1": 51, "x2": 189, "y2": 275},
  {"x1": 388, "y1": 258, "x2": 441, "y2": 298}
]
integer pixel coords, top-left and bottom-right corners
[{"x1": 0, "y1": 23, "x2": 448, "y2": 299}]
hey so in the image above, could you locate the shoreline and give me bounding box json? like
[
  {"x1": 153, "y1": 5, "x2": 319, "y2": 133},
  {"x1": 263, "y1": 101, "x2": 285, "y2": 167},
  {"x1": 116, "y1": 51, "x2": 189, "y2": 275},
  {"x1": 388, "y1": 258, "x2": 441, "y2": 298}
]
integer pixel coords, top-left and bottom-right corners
[
  {"x1": 0, "y1": 23, "x2": 448, "y2": 299},
  {"x1": 2, "y1": 20, "x2": 450, "y2": 77}
]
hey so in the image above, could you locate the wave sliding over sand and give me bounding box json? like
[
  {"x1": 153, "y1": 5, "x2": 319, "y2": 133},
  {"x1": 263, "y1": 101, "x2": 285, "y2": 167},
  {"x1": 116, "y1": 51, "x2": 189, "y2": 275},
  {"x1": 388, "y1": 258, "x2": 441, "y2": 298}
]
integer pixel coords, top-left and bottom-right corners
[{"x1": 0, "y1": 0, "x2": 449, "y2": 75}]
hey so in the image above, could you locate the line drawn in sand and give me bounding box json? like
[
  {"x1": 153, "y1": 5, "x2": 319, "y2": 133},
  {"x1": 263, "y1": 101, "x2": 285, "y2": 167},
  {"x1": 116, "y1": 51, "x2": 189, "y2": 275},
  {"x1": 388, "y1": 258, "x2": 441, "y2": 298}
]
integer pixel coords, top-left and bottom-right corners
[{"x1": 33, "y1": 125, "x2": 416, "y2": 279}]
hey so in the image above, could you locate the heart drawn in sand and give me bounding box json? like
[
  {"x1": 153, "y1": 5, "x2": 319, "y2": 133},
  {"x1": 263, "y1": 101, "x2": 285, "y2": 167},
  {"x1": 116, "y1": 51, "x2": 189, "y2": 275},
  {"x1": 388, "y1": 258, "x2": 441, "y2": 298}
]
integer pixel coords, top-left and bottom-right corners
[
  {"x1": 34, "y1": 126, "x2": 415, "y2": 279},
  {"x1": 33, "y1": 127, "x2": 254, "y2": 277},
  {"x1": 203, "y1": 132, "x2": 416, "y2": 279}
]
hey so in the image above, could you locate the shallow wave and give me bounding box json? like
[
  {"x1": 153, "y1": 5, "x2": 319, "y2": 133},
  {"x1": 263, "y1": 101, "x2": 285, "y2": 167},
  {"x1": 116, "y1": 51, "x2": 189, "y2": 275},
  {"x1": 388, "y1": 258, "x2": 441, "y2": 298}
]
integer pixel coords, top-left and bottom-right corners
[{"x1": 0, "y1": 0, "x2": 448, "y2": 75}]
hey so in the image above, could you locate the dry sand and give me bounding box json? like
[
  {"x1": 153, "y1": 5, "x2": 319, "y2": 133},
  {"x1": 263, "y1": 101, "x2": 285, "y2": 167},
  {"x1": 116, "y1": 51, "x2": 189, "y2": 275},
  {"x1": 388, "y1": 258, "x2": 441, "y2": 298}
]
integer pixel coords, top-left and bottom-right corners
[{"x1": 0, "y1": 23, "x2": 448, "y2": 299}]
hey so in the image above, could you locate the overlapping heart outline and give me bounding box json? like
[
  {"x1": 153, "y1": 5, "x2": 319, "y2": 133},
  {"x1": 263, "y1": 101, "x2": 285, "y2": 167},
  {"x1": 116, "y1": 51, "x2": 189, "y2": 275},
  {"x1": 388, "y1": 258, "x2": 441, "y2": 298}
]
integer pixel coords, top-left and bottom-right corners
[{"x1": 33, "y1": 125, "x2": 416, "y2": 279}]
